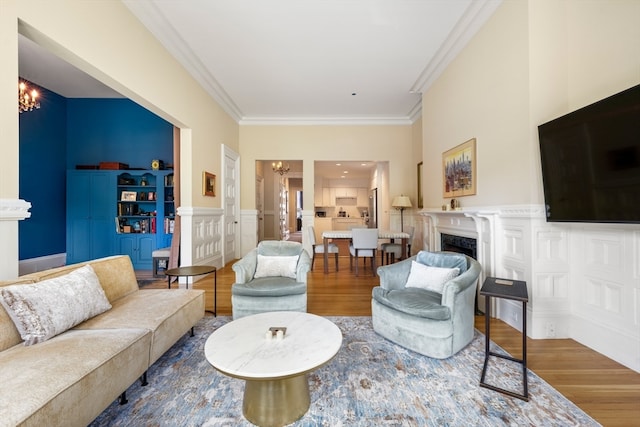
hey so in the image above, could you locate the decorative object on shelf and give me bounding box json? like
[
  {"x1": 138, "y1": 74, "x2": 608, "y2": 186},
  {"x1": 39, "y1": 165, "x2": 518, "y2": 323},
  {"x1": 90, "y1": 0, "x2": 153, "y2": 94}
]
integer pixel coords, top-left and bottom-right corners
[
  {"x1": 140, "y1": 176, "x2": 148, "y2": 186},
  {"x1": 203, "y1": 171, "x2": 216, "y2": 197},
  {"x1": 151, "y1": 159, "x2": 164, "y2": 170},
  {"x1": 272, "y1": 161, "x2": 290, "y2": 175},
  {"x1": 100, "y1": 162, "x2": 129, "y2": 170},
  {"x1": 18, "y1": 80, "x2": 40, "y2": 113},
  {"x1": 121, "y1": 191, "x2": 137, "y2": 201},
  {"x1": 391, "y1": 195, "x2": 412, "y2": 232},
  {"x1": 443, "y1": 138, "x2": 476, "y2": 198},
  {"x1": 417, "y1": 161, "x2": 423, "y2": 208}
]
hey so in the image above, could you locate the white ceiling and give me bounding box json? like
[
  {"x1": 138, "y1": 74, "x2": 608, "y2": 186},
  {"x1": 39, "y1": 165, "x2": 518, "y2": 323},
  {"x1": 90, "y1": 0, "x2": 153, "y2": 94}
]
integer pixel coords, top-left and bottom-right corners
[{"x1": 18, "y1": 0, "x2": 501, "y2": 125}]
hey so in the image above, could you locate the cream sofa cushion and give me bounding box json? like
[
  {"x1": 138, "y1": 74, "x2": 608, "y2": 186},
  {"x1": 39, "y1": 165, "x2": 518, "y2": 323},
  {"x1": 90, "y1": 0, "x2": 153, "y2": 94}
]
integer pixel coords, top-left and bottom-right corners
[{"x1": 0, "y1": 265, "x2": 112, "y2": 345}]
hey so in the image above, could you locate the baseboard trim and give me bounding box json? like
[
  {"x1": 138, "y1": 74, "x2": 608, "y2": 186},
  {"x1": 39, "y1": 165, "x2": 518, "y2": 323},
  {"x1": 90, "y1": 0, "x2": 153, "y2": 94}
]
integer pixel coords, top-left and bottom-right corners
[{"x1": 19, "y1": 253, "x2": 66, "y2": 275}]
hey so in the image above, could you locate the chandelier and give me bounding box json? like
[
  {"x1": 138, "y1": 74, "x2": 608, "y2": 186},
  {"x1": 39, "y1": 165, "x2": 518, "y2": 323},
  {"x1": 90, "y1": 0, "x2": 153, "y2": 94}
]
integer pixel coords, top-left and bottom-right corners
[
  {"x1": 272, "y1": 161, "x2": 290, "y2": 175},
  {"x1": 19, "y1": 81, "x2": 40, "y2": 113}
]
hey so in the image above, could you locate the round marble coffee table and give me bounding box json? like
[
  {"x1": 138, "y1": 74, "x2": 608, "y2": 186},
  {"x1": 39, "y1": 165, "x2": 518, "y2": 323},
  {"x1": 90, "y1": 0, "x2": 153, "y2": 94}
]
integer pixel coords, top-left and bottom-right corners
[{"x1": 204, "y1": 311, "x2": 342, "y2": 427}]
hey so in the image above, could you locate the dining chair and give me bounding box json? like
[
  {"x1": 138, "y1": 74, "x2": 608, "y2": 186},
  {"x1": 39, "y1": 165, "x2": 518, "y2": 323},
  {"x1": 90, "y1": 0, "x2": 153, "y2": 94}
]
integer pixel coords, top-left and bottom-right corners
[
  {"x1": 381, "y1": 226, "x2": 415, "y2": 265},
  {"x1": 349, "y1": 228, "x2": 378, "y2": 276},
  {"x1": 307, "y1": 226, "x2": 339, "y2": 271}
]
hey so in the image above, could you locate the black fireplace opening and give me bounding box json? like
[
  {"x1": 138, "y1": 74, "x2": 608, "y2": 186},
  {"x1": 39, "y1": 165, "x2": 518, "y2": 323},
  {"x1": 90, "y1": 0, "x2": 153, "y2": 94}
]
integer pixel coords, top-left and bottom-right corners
[
  {"x1": 441, "y1": 233, "x2": 477, "y2": 259},
  {"x1": 440, "y1": 233, "x2": 481, "y2": 314}
]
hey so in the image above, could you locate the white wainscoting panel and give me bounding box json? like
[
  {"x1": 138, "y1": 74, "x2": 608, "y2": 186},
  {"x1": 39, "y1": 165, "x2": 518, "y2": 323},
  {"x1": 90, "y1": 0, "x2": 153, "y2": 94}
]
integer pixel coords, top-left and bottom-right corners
[
  {"x1": 240, "y1": 209, "x2": 258, "y2": 257},
  {"x1": 177, "y1": 206, "x2": 224, "y2": 270},
  {"x1": 570, "y1": 225, "x2": 640, "y2": 372}
]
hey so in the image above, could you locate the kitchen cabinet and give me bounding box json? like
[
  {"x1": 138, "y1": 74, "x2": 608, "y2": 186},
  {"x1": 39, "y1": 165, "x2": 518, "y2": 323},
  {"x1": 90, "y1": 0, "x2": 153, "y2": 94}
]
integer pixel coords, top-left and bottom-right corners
[
  {"x1": 323, "y1": 188, "x2": 335, "y2": 206},
  {"x1": 314, "y1": 187, "x2": 323, "y2": 206},
  {"x1": 315, "y1": 188, "x2": 335, "y2": 207},
  {"x1": 334, "y1": 188, "x2": 357, "y2": 198},
  {"x1": 332, "y1": 218, "x2": 365, "y2": 231},
  {"x1": 357, "y1": 188, "x2": 369, "y2": 207}
]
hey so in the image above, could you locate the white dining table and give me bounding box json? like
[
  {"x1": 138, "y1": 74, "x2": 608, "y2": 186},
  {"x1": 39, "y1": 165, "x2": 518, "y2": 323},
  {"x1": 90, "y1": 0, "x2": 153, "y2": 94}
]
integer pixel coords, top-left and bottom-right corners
[{"x1": 321, "y1": 229, "x2": 410, "y2": 274}]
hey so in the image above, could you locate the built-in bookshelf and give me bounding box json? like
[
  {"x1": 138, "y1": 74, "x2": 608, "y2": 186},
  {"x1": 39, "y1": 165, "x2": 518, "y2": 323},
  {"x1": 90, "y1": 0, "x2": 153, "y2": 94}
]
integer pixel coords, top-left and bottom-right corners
[
  {"x1": 163, "y1": 173, "x2": 175, "y2": 236},
  {"x1": 66, "y1": 169, "x2": 175, "y2": 268},
  {"x1": 116, "y1": 172, "x2": 158, "y2": 234}
]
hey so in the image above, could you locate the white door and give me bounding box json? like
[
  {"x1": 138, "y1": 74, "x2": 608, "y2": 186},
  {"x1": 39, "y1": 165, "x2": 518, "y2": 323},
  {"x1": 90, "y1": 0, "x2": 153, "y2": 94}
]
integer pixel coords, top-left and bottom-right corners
[
  {"x1": 222, "y1": 145, "x2": 240, "y2": 264},
  {"x1": 256, "y1": 176, "x2": 264, "y2": 242}
]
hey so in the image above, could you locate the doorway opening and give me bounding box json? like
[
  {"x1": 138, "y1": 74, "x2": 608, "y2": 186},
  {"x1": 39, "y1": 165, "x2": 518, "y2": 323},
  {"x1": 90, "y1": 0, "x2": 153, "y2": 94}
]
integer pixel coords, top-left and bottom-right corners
[{"x1": 255, "y1": 160, "x2": 303, "y2": 242}]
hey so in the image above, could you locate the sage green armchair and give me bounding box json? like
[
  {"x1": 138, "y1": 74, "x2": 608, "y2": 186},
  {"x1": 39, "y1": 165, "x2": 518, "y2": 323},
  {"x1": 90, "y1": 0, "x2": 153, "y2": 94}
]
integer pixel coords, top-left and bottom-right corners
[
  {"x1": 372, "y1": 251, "x2": 481, "y2": 359},
  {"x1": 231, "y1": 240, "x2": 311, "y2": 319}
]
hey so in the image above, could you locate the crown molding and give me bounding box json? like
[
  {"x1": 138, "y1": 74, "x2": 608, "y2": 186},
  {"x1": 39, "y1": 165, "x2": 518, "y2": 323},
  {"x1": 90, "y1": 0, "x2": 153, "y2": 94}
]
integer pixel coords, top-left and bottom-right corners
[
  {"x1": 124, "y1": 0, "x2": 499, "y2": 126},
  {"x1": 410, "y1": 0, "x2": 503, "y2": 94},
  {"x1": 239, "y1": 116, "x2": 414, "y2": 126},
  {"x1": 123, "y1": 0, "x2": 243, "y2": 122}
]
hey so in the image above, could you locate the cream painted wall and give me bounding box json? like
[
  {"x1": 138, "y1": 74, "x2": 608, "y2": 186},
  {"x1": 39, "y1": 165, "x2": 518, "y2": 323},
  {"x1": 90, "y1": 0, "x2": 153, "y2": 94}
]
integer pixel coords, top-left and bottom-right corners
[
  {"x1": 422, "y1": 0, "x2": 532, "y2": 209},
  {"x1": 238, "y1": 125, "x2": 415, "y2": 213},
  {"x1": 1, "y1": 0, "x2": 239, "y2": 278},
  {"x1": 422, "y1": 0, "x2": 640, "y2": 210},
  {"x1": 419, "y1": 0, "x2": 640, "y2": 371}
]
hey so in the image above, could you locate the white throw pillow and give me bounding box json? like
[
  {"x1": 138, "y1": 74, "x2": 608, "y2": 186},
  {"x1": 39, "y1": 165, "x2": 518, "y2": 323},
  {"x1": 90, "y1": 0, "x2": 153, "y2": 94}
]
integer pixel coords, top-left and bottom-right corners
[
  {"x1": 254, "y1": 255, "x2": 299, "y2": 279},
  {"x1": 0, "y1": 264, "x2": 112, "y2": 345},
  {"x1": 405, "y1": 261, "x2": 460, "y2": 293}
]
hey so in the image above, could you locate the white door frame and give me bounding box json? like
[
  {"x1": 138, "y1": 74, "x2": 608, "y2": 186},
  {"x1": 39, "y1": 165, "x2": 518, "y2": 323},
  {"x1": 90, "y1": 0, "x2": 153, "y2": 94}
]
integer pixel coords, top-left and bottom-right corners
[{"x1": 222, "y1": 145, "x2": 240, "y2": 264}]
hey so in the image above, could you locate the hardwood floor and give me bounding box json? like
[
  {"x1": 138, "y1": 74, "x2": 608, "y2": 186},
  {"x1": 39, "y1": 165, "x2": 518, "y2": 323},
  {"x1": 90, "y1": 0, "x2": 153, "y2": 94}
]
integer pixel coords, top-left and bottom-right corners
[{"x1": 144, "y1": 254, "x2": 640, "y2": 427}]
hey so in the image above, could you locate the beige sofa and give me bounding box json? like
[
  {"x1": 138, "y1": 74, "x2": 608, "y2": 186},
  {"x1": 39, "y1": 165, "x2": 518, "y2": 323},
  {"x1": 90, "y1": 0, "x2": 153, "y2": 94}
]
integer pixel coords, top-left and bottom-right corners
[{"x1": 0, "y1": 255, "x2": 205, "y2": 427}]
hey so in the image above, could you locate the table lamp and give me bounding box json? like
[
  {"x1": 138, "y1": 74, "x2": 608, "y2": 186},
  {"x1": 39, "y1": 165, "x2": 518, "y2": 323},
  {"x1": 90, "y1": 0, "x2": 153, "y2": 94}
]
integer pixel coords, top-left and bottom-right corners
[{"x1": 392, "y1": 195, "x2": 412, "y2": 232}]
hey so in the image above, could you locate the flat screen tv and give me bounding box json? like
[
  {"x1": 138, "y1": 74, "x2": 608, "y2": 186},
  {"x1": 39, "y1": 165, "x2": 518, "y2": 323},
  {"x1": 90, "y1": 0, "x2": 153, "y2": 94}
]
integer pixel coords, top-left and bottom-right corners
[{"x1": 538, "y1": 84, "x2": 640, "y2": 223}]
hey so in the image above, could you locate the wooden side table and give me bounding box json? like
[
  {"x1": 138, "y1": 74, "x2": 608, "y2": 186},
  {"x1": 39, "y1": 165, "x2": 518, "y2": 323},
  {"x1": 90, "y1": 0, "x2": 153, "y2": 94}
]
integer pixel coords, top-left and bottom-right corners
[
  {"x1": 479, "y1": 277, "x2": 529, "y2": 401},
  {"x1": 165, "y1": 265, "x2": 217, "y2": 317}
]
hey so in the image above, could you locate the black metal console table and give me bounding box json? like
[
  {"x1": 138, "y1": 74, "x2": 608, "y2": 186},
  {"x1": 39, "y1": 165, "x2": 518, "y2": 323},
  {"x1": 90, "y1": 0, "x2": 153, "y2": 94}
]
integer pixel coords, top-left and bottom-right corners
[{"x1": 479, "y1": 276, "x2": 529, "y2": 401}]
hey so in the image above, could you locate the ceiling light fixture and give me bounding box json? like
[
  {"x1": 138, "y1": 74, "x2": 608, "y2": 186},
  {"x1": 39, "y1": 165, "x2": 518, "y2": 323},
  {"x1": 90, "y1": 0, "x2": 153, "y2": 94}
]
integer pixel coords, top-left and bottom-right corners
[
  {"x1": 272, "y1": 161, "x2": 290, "y2": 175},
  {"x1": 18, "y1": 81, "x2": 40, "y2": 113}
]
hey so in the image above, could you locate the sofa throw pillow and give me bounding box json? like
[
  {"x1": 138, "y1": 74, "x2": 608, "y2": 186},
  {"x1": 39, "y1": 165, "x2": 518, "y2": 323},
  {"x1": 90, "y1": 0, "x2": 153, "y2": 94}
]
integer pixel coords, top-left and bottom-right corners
[
  {"x1": 0, "y1": 264, "x2": 112, "y2": 345},
  {"x1": 254, "y1": 255, "x2": 299, "y2": 280},
  {"x1": 405, "y1": 260, "x2": 460, "y2": 294}
]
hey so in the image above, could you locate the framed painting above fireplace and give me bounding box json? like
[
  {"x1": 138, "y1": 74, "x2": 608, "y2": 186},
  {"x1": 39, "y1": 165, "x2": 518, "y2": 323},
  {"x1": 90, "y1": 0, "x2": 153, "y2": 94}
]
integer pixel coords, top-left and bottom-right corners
[{"x1": 443, "y1": 138, "x2": 476, "y2": 198}]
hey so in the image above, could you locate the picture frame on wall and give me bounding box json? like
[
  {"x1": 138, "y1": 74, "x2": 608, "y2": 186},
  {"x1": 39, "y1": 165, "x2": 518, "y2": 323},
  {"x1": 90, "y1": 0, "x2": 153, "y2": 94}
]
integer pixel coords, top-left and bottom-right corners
[
  {"x1": 417, "y1": 161, "x2": 423, "y2": 208},
  {"x1": 443, "y1": 138, "x2": 476, "y2": 198},
  {"x1": 203, "y1": 171, "x2": 216, "y2": 197}
]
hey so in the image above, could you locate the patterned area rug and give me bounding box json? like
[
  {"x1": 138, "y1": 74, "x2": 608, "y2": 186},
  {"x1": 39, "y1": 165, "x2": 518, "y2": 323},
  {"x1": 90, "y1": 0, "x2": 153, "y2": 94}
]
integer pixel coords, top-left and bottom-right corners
[{"x1": 90, "y1": 316, "x2": 600, "y2": 426}]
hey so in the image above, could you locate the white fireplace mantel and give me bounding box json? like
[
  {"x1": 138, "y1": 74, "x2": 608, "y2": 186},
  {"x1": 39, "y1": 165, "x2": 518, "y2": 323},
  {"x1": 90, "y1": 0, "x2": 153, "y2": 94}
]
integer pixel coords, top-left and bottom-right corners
[{"x1": 420, "y1": 208, "x2": 499, "y2": 280}]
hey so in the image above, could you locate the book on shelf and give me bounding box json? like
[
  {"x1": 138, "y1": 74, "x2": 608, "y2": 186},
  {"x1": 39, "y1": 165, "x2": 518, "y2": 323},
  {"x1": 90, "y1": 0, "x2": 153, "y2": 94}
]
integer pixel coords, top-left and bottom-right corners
[{"x1": 164, "y1": 217, "x2": 175, "y2": 234}]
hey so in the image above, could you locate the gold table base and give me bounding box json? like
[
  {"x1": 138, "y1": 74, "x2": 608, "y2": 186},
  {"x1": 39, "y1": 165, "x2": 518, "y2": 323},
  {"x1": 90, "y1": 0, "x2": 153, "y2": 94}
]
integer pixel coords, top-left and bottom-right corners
[{"x1": 243, "y1": 374, "x2": 310, "y2": 427}]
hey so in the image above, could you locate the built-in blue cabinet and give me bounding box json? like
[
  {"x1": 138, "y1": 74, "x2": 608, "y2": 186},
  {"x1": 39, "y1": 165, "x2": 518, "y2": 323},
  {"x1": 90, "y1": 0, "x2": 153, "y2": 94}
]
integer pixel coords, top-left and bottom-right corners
[
  {"x1": 66, "y1": 170, "x2": 174, "y2": 269},
  {"x1": 66, "y1": 171, "x2": 116, "y2": 264},
  {"x1": 117, "y1": 234, "x2": 155, "y2": 268}
]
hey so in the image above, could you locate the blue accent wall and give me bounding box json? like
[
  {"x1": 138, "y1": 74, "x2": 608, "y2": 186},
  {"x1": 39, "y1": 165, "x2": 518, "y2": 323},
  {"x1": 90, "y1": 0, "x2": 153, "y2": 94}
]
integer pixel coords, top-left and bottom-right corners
[
  {"x1": 19, "y1": 84, "x2": 67, "y2": 260},
  {"x1": 19, "y1": 91, "x2": 172, "y2": 261},
  {"x1": 66, "y1": 99, "x2": 173, "y2": 170}
]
